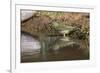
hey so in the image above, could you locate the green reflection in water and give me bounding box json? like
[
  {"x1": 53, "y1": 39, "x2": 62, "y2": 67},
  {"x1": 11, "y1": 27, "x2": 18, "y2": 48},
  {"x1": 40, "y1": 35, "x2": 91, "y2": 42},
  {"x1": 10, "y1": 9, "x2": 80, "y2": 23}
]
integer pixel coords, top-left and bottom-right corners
[{"x1": 21, "y1": 33, "x2": 89, "y2": 62}]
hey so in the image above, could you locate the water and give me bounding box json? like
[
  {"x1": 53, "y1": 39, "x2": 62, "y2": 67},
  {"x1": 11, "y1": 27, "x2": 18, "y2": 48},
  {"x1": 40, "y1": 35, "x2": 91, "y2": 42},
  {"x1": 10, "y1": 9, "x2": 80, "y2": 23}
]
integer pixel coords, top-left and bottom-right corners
[{"x1": 21, "y1": 32, "x2": 89, "y2": 63}]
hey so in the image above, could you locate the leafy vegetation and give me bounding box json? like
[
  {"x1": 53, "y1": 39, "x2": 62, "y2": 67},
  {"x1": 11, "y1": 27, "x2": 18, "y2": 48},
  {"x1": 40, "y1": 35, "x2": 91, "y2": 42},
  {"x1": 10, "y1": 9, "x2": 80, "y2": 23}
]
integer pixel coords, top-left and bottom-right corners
[
  {"x1": 21, "y1": 11, "x2": 89, "y2": 48},
  {"x1": 22, "y1": 11, "x2": 89, "y2": 38}
]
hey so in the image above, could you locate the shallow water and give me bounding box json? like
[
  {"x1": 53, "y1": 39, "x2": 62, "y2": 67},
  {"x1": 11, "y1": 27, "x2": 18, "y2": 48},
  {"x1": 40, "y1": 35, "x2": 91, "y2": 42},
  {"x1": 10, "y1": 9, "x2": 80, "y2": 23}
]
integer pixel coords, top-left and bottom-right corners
[{"x1": 21, "y1": 33, "x2": 89, "y2": 63}]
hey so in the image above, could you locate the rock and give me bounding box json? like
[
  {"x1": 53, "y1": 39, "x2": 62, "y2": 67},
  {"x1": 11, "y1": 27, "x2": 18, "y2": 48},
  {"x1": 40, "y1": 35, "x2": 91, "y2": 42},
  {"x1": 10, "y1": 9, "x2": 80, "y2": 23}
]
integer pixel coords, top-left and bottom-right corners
[{"x1": 21, "y1": 15, "x2": 60, "y2": 36}]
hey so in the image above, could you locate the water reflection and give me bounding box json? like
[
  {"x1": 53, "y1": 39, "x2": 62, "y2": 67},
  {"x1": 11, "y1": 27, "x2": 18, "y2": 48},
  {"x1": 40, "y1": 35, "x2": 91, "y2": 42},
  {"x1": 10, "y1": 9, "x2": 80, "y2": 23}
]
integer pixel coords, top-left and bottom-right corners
[
  {"x1": 21, "y1": 33, "x2": 41, "y2": 57},
  {"x1": 21, "y1": 32, "x2": 89, "y2": 63}
]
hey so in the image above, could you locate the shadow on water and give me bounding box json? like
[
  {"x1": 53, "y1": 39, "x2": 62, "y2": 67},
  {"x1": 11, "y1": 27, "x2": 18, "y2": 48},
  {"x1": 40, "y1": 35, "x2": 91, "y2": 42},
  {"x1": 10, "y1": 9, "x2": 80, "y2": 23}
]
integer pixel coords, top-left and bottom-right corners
[{"x1": 21, "y1": 32, "x2": 89, "y2": 63}]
